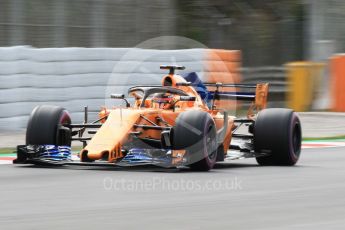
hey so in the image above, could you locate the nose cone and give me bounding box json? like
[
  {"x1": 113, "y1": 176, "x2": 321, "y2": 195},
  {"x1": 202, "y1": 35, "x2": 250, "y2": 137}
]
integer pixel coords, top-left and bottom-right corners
[{"x1": 81, "y1": 109, "x2": 141, "y2": 161}]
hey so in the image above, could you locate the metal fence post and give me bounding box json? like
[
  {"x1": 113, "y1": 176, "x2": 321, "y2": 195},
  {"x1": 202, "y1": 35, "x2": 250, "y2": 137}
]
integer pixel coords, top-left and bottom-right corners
[
  {"x1": 91, "y1": 0, "x2": 106, "y2": 47},
  {"x1": 53, "y1": 0, "x2": 66, "y2": 47},
  {"x1": 9, "y1": 0, "x2": 24, "y2": 46}
]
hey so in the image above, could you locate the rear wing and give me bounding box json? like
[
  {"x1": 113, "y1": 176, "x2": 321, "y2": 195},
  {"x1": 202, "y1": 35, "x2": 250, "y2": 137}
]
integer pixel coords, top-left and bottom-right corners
[{"x1": 204, "y1": 82, "x2": 269, "y2": 111}]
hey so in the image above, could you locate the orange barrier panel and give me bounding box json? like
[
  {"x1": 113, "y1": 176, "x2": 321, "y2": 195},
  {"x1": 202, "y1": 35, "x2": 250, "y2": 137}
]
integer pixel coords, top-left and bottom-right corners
[
  {"x1": 205, "y1": 62, "x2": 241, "y2": 74},
  {"x1": 206, "y1": 49, "x2": 242, "y2": 62},
  {"x1": 205, "y1": 49, "x2": 242, "y2": 109},
  {"x1": 205, "y1": 49, "x2": 241, "y2": 84},
  {"x1": 330, "y1": 55, "x2": 345, "y2": 112},
  {"x1": 205, "y1": 72, "x2": 241, "y2": 84}
]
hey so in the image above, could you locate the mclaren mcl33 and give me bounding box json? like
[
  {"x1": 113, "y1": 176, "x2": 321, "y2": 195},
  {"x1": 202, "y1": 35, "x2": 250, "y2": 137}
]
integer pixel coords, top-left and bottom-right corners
[{"x1": 14, "y1": 65, "x2": 302, "y2": 171}]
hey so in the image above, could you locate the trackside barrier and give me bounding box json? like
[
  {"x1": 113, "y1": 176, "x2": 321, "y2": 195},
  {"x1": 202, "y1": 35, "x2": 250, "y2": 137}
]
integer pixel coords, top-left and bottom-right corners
[
  {"x1": 205, "y1": 49, "x2": 241, "y2": 83},
  {"x1": 0, "y1": 46, "x2": 241, "y2": 130},
  {"x1": 285, "y1": 62, "x2": 325, "y2": 111},
  {"x1": 330, "y1": 54, "x2": 345, "y2": 112},
  {"x1": 205, "y1": 49, "x2": 241, "y2": 109}
]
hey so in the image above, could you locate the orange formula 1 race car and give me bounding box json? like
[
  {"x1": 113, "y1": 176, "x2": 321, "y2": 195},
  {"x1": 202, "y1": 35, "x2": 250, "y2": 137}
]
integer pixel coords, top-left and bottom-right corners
[{"x1": 14, "y1": 65, "x2": 302, "y2": 171}]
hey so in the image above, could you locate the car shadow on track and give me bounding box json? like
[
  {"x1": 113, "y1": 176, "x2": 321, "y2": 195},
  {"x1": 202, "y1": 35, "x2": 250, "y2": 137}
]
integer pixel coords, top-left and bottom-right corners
[{"x1": 14, "y1": 162, "x2": 259, "y2": 173}]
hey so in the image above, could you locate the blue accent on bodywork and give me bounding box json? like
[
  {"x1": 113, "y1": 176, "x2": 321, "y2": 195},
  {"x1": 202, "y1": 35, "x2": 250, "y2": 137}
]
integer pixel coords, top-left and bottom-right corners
[
  {"x1": 208, "y1": 91, "x2": 256, "y2": 99},
  {"x1": 120, "y1": 148, "x2": 172, "y2": 166},
  {"x1": 182, "y1": 72, "x2": 256, "y2": 103},
  {"x1": 122, "y1": 149, "x2": 152, "y2": 162},
  {"x1": 182, "y1": 72, "x2": 212, "y2": 106},
  {"x1": 38, "y1": 145, "x2": 72, "y2": 161},
  {"x1": 182, "y1": 72, "x2": 208, "y2": 99}
]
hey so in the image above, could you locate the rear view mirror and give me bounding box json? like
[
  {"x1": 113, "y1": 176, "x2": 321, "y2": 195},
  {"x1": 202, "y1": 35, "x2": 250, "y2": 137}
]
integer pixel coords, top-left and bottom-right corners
[
  {"x1": 110, "y1": 94, "x2": 130, "y2": 107},
  {"x1": 110, "y1": 94, "x2": 125, "y2": 99}
]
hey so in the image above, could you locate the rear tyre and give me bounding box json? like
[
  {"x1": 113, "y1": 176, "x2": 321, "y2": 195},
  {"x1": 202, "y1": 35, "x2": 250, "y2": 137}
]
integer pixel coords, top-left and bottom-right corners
[
  {"x1": 254, "y1": 108, "x2": 302, "y2": 166},
  {"x1": 26, "y1": 105, "x2": 72, "y2": 146},
  {"x1": 173, "y1": 110, "x2": 217, "y2": 171}
]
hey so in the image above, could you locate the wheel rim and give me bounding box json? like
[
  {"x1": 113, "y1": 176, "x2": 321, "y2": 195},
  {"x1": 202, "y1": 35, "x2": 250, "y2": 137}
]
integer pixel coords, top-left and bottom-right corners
[
  {"x1": 292, "y1": 122, "x2": 302, "y2": 156},
  {"x1": 205, "y1": 124, "x2": 217, "y2": 160},
  {"x1": 57, "y1": 110, "x2": 72, "y2": 146}
]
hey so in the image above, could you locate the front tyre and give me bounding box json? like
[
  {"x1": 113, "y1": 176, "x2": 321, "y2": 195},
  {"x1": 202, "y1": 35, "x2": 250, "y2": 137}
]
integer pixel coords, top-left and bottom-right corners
[
  {"x1": 26, "y1": 105, "x2": 72, "y2": 146},
  {"x1": 254, "y1": 108, "x2": 302, "y2": 166},
  {"x1": 173, "y1": 110, "x2": 218, "y2": 171}
]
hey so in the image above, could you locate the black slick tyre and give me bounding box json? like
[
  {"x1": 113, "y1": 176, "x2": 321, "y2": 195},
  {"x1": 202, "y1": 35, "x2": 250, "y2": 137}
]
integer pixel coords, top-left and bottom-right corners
[
  {"x1": 254, "y1": 108, "x2": 302, "y2": 166},
  {"x1": 173, "y1": 110, "x2": 217, "y2": 171},
  {"x1": 26, "y1": 105, "x2": 72, "y2": 146}
]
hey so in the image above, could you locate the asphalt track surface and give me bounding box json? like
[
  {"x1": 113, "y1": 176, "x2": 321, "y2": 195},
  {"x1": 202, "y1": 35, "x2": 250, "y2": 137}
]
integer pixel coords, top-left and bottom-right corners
[{"x1": 1, "y1": 147, "x2": 345, "y2": 230}]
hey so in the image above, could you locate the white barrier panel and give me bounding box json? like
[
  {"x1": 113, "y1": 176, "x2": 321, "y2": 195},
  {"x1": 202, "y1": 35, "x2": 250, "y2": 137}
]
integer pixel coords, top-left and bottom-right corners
[{"x1": 1, "y1": 46, "x2": 235, "y2": 131}]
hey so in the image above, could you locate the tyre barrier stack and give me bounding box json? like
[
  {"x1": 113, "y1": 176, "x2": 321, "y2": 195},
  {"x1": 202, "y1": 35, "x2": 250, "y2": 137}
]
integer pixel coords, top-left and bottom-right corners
[{"x1": 0, "y1": 46, "x2": 242, "y2": 131}]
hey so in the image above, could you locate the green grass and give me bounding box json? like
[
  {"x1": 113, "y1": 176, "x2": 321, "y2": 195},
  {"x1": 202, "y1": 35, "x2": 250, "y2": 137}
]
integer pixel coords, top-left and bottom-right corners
[
  {"x1": 0, "y1": 148, "x2": 16, "y2": 154},
  {"x1": 302, "y1": 135, "x2": 345, "y2": 142}
]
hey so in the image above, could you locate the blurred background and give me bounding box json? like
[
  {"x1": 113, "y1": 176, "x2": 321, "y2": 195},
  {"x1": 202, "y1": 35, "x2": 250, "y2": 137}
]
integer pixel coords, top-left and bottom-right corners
[
  {"x1": 1, "y1": 0, "x2": 345, "y2": 131},
  {"x1": 3, "y1": 0, "x2": 345, "y2": 65},
  {"x1": 1, "y1": 0, "x2": 307, "y2": 66}
]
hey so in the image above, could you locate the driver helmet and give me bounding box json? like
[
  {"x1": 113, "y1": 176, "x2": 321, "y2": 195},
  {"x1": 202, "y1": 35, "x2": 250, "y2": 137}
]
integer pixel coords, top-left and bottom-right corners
[{"x1": 152, "y1": 93, "x2": 175, "y2": 109}]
